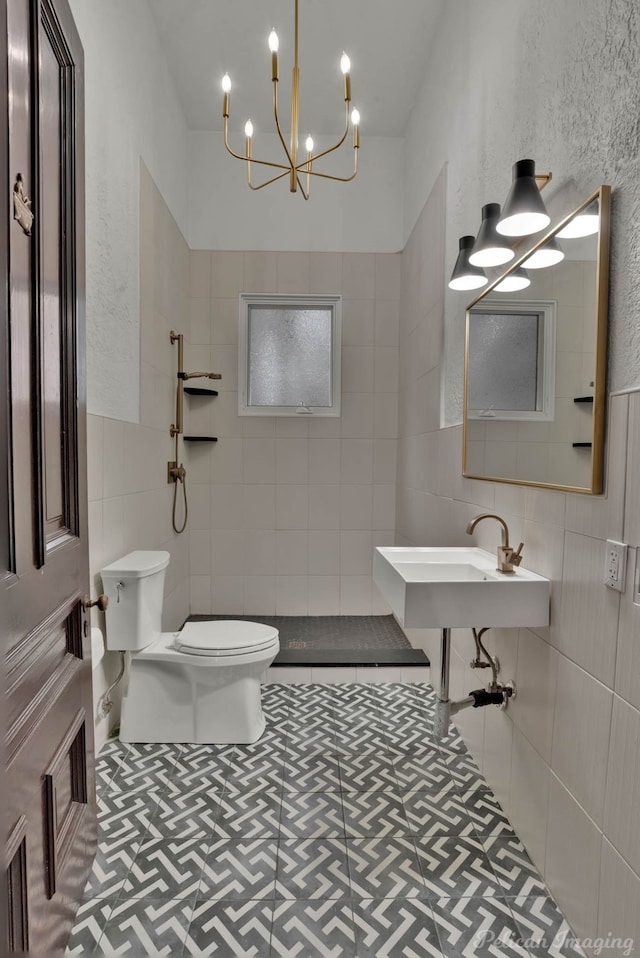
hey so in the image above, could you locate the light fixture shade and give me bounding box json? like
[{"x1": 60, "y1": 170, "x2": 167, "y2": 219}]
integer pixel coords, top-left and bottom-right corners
[
  {"x1": 523, "y1": 236, "x2": 565, "y2": 269},
  {"x1": 496, "y1": 159, "x2": 551, "y2": 237},
  {"x1": 448, "y1": 235, "x2": 489, "y2": 291},
  {"x1": 494, "y1": 267, "x2": 531, "y2": 292},
  {"x1": 469, "y1": 204, "x2": 516, "y2": 268},
  {"x1": 556, "y1": 201, "x2": 599, "y2": 238}
]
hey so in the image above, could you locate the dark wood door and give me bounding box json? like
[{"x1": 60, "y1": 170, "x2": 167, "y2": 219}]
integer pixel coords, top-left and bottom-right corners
[{"x1": 2, "y1": 0, "x2": 96, "y2": 952}]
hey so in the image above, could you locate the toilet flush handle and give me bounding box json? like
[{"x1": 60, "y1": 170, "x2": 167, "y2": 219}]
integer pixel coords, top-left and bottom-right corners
[{"x1": 116, "y1": 582, "x2": 125, "y2": 603}]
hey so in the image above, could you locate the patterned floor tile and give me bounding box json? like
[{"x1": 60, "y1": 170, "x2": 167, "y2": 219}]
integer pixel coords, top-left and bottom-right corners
[
  {"x1": 463, "y1": 790, "x2": 515, "y2": 838},
  {"x1": 444, "y1": 753, "x2": 489, "y2": 792},
  {"x1": 279, "y1": 791, "x2": 345, "y2": 837},
  {"x1": 432, "y1": 894, "x2": 529, "y2": 958},
  {"x1": 482, "y1": 836, "x2": 548, "y2": 897},
  {"x1": 121, "y1": 838, "x2": 207, "y2": 900},
  {"x1": 182, "y1": 899, "x2": 273, "y2": 956},
  {"x1": 64, "y1": 898, "x2": 114, "y2": 955},
  {"x1": 97, "y1": 788, "x2": 162, "y2": 843},
  {"x1": 437, "y1": 729, "x2": 468, "y2": 755},
  {"x1": 199, "y1": 839, "x2": 278, "y2": 900},
  {"x1": 146, "y1": 784, "x2": 221, "y2": 839},
  {"x1": 95, "y1": 753, "x2": 127, "y2": 793},
  {"x1": 347, "y1": 838, "x2": 426, "y2": 899},
  {"x1": 383, "y1": 721, "x2": 438, "y2": 751},
  {"x1": 335, "y1": 722, "x2": 390, "y2": 755},
  {"x1": 97, "y1": 898, "x2": 191, "y2": 956},
  {"x1": 114, "y1": 743, "x2": 182, "y2": 792},
  {"x1": 223, "y1": 750, "x2": 286, "y2": 792},
  {"x1": 288, "y1": 684, "x2": 336, "y2": 707},
  {"x1": 402, "y1": 790, "x2": 476, "y2": 838},
  {"x1": 415, "y1": 836, "x2": 502, "y2": 899},
  {"x1": 71, "y1": 683, "x2": 581, "y2": 957},
  {"x1": 373, "y1": 683, "x2": 424, "y2": 705},
  {"x1": 286, "y1": 719, "x2": 337, "y2": 754},
  {"x1": 283, "y1": 750, "x2": 342, "y2": 792},
  {"x1": 271, "y1": 899, "x2": 356, "y2": 957},
  {"x1": 508, "y1": 896, "x2": 587, "y2": 957},
  {"x1": 83, "y1": 838, "x2": 141, "y2": 900},
  {"x1": 338, "y1": 752, "x2": 399, "y2": 791},
  {"x1": 276, "y1": 839, "x2": 351, "y2": 900},
  {"x1": 342, "y1": 790, "x2": 410, "y2": 838},
  {"x1": 215, "y1": 790, "x2": 282, "y2": 838},
  {"x1": 166, "y1": 745, "x2": 235, "y2": 791},
  {"x1": 392, "y1": 749, "x2": 457, "y2": 793},
  {"x1": 351, "y1": 897, "x2": 442, "y2": 958}
]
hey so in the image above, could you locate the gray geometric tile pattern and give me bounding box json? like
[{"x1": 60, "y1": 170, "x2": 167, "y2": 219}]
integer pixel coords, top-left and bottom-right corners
[{"x1": 71, "y1": 682, "x2": 582, "y2": 957}]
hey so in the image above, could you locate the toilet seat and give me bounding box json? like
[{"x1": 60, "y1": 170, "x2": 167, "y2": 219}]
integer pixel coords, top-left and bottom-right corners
[{"x1": 176, "y1": 620, "x2": 280, "y2": 658}]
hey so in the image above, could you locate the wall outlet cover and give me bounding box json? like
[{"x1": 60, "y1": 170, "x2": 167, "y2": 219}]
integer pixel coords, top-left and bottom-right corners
[{"x1": 604, "y1": 539, "x2": 627, "y2": 593}]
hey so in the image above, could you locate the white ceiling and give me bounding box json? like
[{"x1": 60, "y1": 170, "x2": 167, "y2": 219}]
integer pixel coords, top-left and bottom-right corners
[{"x1": 149, "y1": 0, "x2": 444, "y2": 137}]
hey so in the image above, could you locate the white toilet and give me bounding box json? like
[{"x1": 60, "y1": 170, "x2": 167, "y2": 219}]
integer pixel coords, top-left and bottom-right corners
[{"x1": 100, "y1": 550, "x2": 279, "y2": 745}]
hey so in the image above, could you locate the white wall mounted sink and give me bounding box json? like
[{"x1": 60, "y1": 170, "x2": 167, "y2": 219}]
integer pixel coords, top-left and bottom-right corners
[{"x1": 373, "y1": 546, "x2": 550, "y2": 629}]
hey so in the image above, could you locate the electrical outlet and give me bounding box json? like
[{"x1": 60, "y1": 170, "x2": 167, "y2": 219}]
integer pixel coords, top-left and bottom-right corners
[{"x1": 604, "y1": 539, "x2": 627, "y2": 592}]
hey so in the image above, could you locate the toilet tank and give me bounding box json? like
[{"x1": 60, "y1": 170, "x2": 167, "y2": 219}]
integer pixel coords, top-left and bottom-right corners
[{"x1": 101, "y1": 551, "x2": 170, "y2": 651}]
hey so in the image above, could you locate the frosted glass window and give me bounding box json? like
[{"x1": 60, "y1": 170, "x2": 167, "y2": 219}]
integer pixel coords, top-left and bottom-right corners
[
  {"x1": 239, "y1": 294, "x2": 342, "y2": 417},
  {"x1": 466, "y1": 299, "x2": 556, "y2": 423},
  {"x1": 468, "y1": 313, "x2": 539, "y2": 411}
]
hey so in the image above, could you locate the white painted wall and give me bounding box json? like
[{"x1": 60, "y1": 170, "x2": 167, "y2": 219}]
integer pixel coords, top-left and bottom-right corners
[
  {"x1": 69, "y1": 0, "x2": 189, "y2": 422},
  {"x1": 403, "y1": 0, "x2": 640, "y2": 423},
  {"x1": 188, "y1": 132, "x2": 404, "y2": 253}
]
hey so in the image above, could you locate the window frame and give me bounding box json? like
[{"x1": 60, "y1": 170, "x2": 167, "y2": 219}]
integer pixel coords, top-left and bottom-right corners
[
  {"x1": 466, "y1": 298, "x2": 557, "y2": 422},
  {"x1": 238, "y1": 293, "x2": 342, "y2": 417}
]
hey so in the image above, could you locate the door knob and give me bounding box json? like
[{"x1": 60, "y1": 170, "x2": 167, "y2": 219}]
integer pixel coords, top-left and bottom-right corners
[{"x1": 82, "y1": 594, "x2": 108, "y2": 612}]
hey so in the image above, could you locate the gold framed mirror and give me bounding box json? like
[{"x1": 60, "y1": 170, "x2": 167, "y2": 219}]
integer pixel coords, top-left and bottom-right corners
[{"x1": 463, "y1": 185, "x2": 610, "y2": 493}]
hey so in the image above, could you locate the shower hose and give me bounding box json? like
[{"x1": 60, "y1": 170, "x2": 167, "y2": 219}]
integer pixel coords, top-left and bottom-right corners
[{"x1": 172, "y1": 471, "x2": 188, "y2": 534}]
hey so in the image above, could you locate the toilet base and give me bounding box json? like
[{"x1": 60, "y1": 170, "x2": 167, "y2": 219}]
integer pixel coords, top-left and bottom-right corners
[{"x1": 118, "y1": 637, "x2": 277, "y2": 745}]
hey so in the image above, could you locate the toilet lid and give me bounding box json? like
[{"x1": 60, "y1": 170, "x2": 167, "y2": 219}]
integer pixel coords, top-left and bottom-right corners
[{"x1": 176, "y1": 620, "x2": 279, "y2": 657}]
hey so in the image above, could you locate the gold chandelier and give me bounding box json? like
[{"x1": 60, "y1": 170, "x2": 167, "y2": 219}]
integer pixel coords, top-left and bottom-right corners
[{"x1": 221, "y1": 0, "x2": 360, "y2": 200}]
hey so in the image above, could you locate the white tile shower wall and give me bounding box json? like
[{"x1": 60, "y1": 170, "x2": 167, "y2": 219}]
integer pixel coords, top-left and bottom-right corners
[
  {"x1": 187, "y1": 250, "x2": 400, "y2": 615},
  {"x1": 396, "y1": 169, "x2": 640, "y2": 947},
  {"x1": 87, "y1": 165, "x2": 191, "y2": 750}
]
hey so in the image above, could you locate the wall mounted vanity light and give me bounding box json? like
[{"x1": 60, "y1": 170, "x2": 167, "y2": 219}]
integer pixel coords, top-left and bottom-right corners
[
  {"x1": 448, "y1": 235, "x2": 489, "y2": 291},
  {"x1": 493, "y1": 266, "x2": 531, "y2": 293},
  {"x1": 496, "y1": 159, "x2": 552, "y2": 237},
  {"x1": 448, "y1": 158, "x2": 557, "y2": 292},
  {"x1": 468, "y1": 203, "x2": 516, "y2": 268},
  {"x1": 522, "y1": 235, "x2": 565, "y2": 269},
  {"x1": 556, "y1": 199, "x2": 599, "y2": 238}
]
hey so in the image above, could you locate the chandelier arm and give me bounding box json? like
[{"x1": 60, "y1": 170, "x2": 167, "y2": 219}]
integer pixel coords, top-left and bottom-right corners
[
  {"x1": 224, "y1": 121, "x2": 290, "y2": 170},
  {"x1": 301, "y1": 154, "x2": 359, "y2": 184},
  {"x1": 248, "y1": 169, "x2": 291, "y2": 191},
  {"x1": 272, "y1": 80, "x2": 295, "y2": 169},
  {"x1": 295, "y1": 174, "x2": 310, "y2": 200},
  {"x1": 294, "y1": 104, "x2": 350, "y2": 168}
]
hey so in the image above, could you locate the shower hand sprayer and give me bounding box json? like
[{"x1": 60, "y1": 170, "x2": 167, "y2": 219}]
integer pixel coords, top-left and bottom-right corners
[{"x1": 168, "y1": 331, "x2": 222, "y2": 534}]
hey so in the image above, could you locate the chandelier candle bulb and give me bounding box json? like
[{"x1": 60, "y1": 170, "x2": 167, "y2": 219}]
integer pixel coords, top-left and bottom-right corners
[
  {"x1": 269, "y1": 30, "x2": 279, "y2": 81},
  {"x1": 341, "y1": 52, "x2": 352, "y2": 101},
  {"x1": 221, "y1": 73, "x2": 231, "y2": 117}
]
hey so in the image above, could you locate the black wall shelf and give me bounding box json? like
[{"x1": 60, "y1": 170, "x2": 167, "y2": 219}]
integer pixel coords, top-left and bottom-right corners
[
  {"x1": 184, "y1": 436, "x2": 218, "y2": 443},
  {"x1": 184, "y1": 387, "x2": 218, "y2": 397},
  {"x1": 573, "y1": 396, "x2": 594, "y2": 404},
  {"x1": 572, "y1": 442, "x2": 592, "y2": 448}
]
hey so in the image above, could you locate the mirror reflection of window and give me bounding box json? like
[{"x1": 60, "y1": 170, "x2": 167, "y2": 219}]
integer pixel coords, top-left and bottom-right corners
[{"x1": 463, "y1": 186, "x2": 610, "y2": 494}]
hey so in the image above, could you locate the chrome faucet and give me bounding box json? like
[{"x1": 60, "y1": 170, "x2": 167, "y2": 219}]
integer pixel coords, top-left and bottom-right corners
[{"x1": 466, "y1": 513, "x2": 524, "y2": 574}]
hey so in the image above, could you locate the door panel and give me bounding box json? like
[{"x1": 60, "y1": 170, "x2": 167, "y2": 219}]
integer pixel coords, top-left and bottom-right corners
[{"x1": 3, "y1": 0, "x2": 95, "y2": 952}]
